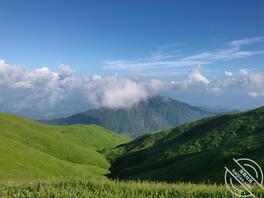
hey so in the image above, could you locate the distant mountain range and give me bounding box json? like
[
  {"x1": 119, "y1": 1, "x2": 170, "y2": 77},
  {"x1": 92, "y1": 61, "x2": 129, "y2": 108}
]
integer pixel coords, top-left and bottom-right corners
[
  {"x1": 197, "y1": 106, "x2": 239, "y2": 115},
  {"x1": 109, "y1": 106, "x2": 264, "y2": 183},
  {"x1": 40, "y1": 96, "x2": 215, "y2": 136}
]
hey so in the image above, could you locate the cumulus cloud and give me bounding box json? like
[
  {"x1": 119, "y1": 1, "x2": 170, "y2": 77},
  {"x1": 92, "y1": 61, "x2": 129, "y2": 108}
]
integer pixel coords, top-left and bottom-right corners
[
  {"x1": 241, "y1": 71, "x2": 264, "y2": 98},
  {"x1": 188, "y1": 65, "x2": 210, "y2": 84},
  {"x1": 172, "y1": 65, "x2": 264, "y2": 98},
  {"x1": 0, "y1": 58, "x2": 263, "y2": 118},
  {"x1": 224, "y1": 71, "x2": 233, "y2": 77},
  {"x1": 98, "y1": 79, "x2": 148, "y2": 108},
  {"x1": 0, "y1": 59, "x2": 165, "y2": 118},
  {"x1": 179, "y1": 66, "x2": 210, "y2": 90},
  {"x1": 217, "y1": 69, "x2": 264, "y2": 98},
  {"x1": 58, "y1": 64, "x2": 72, "y2": 78}
]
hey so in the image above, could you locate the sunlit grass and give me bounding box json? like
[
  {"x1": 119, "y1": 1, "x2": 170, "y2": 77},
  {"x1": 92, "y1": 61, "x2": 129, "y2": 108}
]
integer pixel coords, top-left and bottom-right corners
[{"x1": 1, "y1": 177, "x2": 263, "y2": 198}]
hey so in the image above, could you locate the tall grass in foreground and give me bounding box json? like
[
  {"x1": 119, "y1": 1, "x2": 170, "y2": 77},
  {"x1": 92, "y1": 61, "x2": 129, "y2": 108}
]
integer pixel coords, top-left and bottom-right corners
[{"x1": 0, "y1": 177, "x2": 263, "y2": 198}]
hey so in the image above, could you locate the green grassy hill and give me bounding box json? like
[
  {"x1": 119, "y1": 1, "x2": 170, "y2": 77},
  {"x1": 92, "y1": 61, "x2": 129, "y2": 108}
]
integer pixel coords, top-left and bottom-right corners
[
  {"x1": 0, "y1": 113, "x2": 131, "y2": 181},
  {"x1": 109, "y1": 106, "x2": 264, "y2": 183}
]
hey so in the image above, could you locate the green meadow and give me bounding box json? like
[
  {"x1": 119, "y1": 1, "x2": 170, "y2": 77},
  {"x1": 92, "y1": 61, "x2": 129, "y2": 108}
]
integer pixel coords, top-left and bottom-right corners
[
  {"x1": 0, "y1": 113, "x2": 131, "y2": 180},
  {"x1": 1, "y1": 110, "x2": 264, "y2": 197}
]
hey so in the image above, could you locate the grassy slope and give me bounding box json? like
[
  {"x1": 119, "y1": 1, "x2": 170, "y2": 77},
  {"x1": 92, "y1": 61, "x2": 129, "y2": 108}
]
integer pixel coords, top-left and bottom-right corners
[
  {"x1": 0, "y1": 113, "x2": 131, "y2": 180},
  {"x1": 110, "y1": 106, "x2": 264, "y2": 183}
]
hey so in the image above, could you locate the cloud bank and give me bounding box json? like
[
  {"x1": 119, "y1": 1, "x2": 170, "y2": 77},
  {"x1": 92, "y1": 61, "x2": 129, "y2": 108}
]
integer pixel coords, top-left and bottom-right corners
[
  {"x1": 0, "y1": 59, "x2": 166, "y2": 118},
  {"x1": 0, "y1": 37, "x2": 263, "y2": 118},
  {"x1": 0, "y1": 55, "x2": 263, "y2": 118}
]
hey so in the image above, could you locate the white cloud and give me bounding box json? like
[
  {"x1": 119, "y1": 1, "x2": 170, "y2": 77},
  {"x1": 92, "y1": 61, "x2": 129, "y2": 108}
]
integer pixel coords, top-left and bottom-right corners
[
  {"x1": 0, "y1": 57, "x2": 263, "y2": 118},
  {"x1": 99, "y1": 79, "x2": 148, "y2": 109},
  {"x1": 58, "y1": 64, "x2": 72, "y2": 78},
  {"x1": 248, "y1": 73, "x2": 264, "y2": 85},
  {"x1": 229, "y1": 37, "x2": 264, "y2": 47},
  {"x1": 224, "y1": 71, "x2": 233, "y2": 77},
  {"x1": 240, "y1": 69, "x2": 248, "y2": 76},
  {"x1": 175, "y1": 66, "x2": 216, "y2": 93},
  {"x1": 0, "y1": 59, "x2": 166, "y2": 117},
  {"x1": 92, "y1": 74, "x2": 102, "y2": 80},
  {"x1": 242, "y1": 71, "x2": 264, "y2": 98},
  {"x1": 248, "y1": 91, "x2": 264, "y2": 98},
  {"x1": 173, "y1": 65, "x2": 264, "y2": 98},
  {"x1": 103, "y1": 37, "x2": 264, "y2": 76},
  {"x1": 248, "y1": 92, "x2": 260, "y2": 97},
  {"x1": 187, "y1": 65, "x2": 210, "y2": 84}
]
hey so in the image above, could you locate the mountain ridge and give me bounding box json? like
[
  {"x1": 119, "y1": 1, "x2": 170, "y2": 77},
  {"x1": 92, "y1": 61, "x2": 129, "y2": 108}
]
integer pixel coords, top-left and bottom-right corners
[{"x1": 40, "y1": 95, "x2": 215, "y2": 136}]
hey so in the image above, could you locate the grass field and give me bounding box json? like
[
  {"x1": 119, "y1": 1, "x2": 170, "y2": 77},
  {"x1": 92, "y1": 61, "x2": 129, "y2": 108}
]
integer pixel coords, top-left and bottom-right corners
[
  {"x1": 0, "y1": 177, "x2": 257, "y2": 198},
  {"x1": 1, "y1": 112, "x2": 264, "y2": 197},
  {"x1": 0, "y1": 113, "x2": 131, "y2": 180}
]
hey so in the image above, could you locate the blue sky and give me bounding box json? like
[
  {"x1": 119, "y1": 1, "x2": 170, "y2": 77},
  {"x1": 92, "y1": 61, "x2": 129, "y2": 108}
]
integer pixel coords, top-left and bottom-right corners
[
  {"x1": 0, "y1": 0, "x2": 263, "y2": 72},
  {"x1": 0, "y1": 0, "x2": 263, "y2": 117}
]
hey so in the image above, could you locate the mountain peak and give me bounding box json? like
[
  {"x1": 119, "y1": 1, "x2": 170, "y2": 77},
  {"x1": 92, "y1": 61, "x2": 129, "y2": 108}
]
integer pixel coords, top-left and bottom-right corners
[{"x1": 40, "y1": 96, "x2": 214, "y2": 136}]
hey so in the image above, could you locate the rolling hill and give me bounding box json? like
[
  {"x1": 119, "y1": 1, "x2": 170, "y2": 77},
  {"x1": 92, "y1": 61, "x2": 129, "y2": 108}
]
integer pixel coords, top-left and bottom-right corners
[
  {"x1": 0, "y1": 113, "x2": 131, "y2": 180},
  {"x1": 109, "y1": 106, "x2": 264, "y2": 183},
  {"x1": 41, "y1": 96, "x2": 214, "y2": 136},
  {"x1": 1, "y1": 106, "x2": 264, "y2": 186}
]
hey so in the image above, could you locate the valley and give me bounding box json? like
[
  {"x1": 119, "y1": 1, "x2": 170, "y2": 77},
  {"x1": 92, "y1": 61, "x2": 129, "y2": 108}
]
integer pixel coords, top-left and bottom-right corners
[{"x1": 1, "y1": 107, "x2": 264, "y2": 197}]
